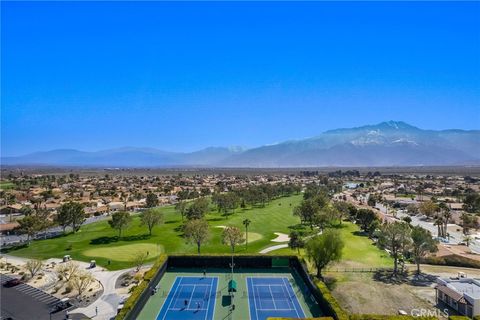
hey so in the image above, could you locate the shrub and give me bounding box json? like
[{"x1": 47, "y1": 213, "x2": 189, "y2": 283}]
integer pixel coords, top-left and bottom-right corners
[
  {"x1": 350, "y1": 316, "x2": 437, "y2": 320},
  {"x1": 115, "y1": 254, "x2": 167, "y2": 320},
  {"x1": 63, "y1": 285, "x2": 72, "y2": 294},
  {"x1": 448, "y1": 316, "x2": 470, "y2": 320},
  {"x1": 314, "y1": 279, "x2": 349, "y2": 320},
  {"x1": 422, "y1": 254, "x2": 480, "y2": 269}
]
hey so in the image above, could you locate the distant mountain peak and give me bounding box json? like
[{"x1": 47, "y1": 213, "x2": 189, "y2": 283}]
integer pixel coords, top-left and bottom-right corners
[
  {"x1": 2, "y1": 121, "x2": 478, "y2": 167},
  {"x1": 376, "y1": 120, "x2": 418, "y2": 130}
]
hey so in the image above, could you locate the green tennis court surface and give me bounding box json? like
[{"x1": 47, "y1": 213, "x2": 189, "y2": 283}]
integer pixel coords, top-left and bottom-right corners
[{"x1": 138, "y1": 268, "x2": 322, "y2": 320}]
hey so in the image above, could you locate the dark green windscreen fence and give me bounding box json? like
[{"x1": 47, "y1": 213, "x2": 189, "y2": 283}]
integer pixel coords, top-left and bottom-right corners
[{"x1": 272, "y1": 257, "x2": 289, "y2": 267}]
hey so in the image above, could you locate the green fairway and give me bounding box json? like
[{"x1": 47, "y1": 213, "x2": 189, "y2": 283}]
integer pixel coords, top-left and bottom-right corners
[
  {"x1": 268, "y1": 222, "x2": 393, "y2": 269},
  {"x1": 337, "y1": 222, "x2": 393, "y2": 268},
  {"x1": 83, "y1": 243, "x2": 163, "y2": 261},
  {"x1": 0, "y1": 181, "x2": 14, "y2": 190},
  {"x1": 7, "y1": 195, "x2": 304, "y2": 270}
]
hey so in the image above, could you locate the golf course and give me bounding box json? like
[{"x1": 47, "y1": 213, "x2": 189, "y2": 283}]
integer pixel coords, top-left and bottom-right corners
[{"x1": 5, "y1": 194, "x2": 393, "y2": 271}]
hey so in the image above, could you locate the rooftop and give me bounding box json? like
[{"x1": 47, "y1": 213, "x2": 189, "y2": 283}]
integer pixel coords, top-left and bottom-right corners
[{"x1": 440, "y1": 278, "x2": 480, "y2": 300}]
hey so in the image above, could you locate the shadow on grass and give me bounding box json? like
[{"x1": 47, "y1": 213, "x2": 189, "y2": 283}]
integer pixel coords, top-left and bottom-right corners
[
  {"x1": 352, "y1": 230, "x2": 369, "y2": 237},
  {"x1": 0, "y1": 243, "x2": 30, "y2": 253},
  {"x1": 89, "y1": 234, "x2": 150, "y2": 245},
  {"x1": 408, "y1": 272, "x2": 438, "y2": 287},
  {"x1": 165, "y1": 220, "x2": 180, "y2": 224},
  {"x1": 288, "y1": 223, "x2": 307, "y2": 231},
  {"x1": 324, "y1": 275, "x2": 338, "y2": 291},
  {"x1": 373, "y1": 269, "x2": 408, "y2": 285},
  {"x1": 207, "y1": 217, "x2": 224, "y2": 222}
]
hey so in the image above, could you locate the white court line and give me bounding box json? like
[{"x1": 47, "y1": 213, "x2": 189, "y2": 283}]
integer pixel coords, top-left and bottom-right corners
[
  {"x1": 204, "y1": 279, "x2": 213, "y2": 320},
  {"x1": 161, "y1": 277, "x2": 183, "y2": 320},
  {"x1": 281, "y1": 278, "x2": 298, "y2": 317},
  {"x1": 249, "y1": 278, "x2": 260, "y2": 320},
  {"x1": 186, "y1": 285, "x2": 196, "y2": 309},
  {"x1": 282, "y1": 277, "x2": 305, "y2": 317},
  {"x1": 169, "y1": 308, "x2": 208, "y2": 311},
  {"x1": 254, "y1": 308, "x2": 298, "y2": 311},
  {"x1": 268, "y1": 285, "x2": 277, "y2": 310}
]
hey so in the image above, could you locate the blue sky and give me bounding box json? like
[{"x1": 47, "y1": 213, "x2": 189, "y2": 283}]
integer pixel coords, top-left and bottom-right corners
[{"x1": 2, "y1": 1, "x2": 479, "y2": 156}]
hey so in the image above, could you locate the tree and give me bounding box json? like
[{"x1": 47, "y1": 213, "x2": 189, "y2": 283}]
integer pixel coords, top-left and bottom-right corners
[
  {"x1": 108, "y1": 211, "x2": 132, "y2": 237},
  {"x1": 402, "y1": 216, "x2": 412, "y2": 225},
  {"x1": 293, "y1": 198, "x2": 319, "y2": 228},
  {"x1": 56, "y1": 202, "x2": 86, "y2": 233},
  {"x1": 222, "y1": 226, "x2": 245, "y2": 253},
  {"x1": 69, "y1": 271, "x2": 94, "y2": 297},
  {"x1": 377, "y1": 221, "x2": 411, "y2": 276},
  {"x1": 463, "y1": 192, "x2": 480, "y2": 213},
  {"x1": 356, "y1": 209, "x2": 378, "y2": 234},
  {"x1": 20, "y1": 206, "x2": 34, "y2": 216},
  {"x1": 463, "y1": 235, "x2": 473, "y2": 247},
  {"x1": 56, "y1": 262, "x2": 80, "y2": 282},
  {"x1": 411, "y1": 226, "x2": 438, "y2": 274},
  {"x1": 419, "y1": 200, "x2": 439, "y2": 218},
  {"x1": 25, "y1": 259, "x2": 43, "y2": 279},
  {"x1": 288, "y1": 231, "x2": 305, "y2": 254},
  {"x1": 406, "y1": 204, "x2": 419, "y2": 215},
  {"x1": 306, "y1": 229, "x2": 344, "y2": 278},
  {"x1": 36, "y1": 207, "x2": 51, "y2": 240},
  {"x1": 460, "y1": 212, "x2": 479, "y2": 235},
  {"x1": 146, "y1": 192, "x2": 159, "y2": 208},
  {"x1": 186, "y1": 197, "x2": 210, "y2": 220},
  {"x1": 243, "y1": 219, "x2": 251, "y2": 250},
  {"x1": 16, "y1": 215, "x2": 42, "y2": 242},
  {"x1": 175, "y1": 200, "x2": 188, "y2": 221},
  {"x1": 140, "y1": 209, "x2": 163, "y2": 235},
  {"x1": 438, "y1": 203, "x2": 452, "y2": 240},
  {"x1": 132, "y1": 251, "x2": 149, "y2": 271},
  {"x1": 184, "y1": 219, "x2": 210, "y2": 254},
  {"x1": 333, "y1": 201, "x2": 350, "y2": 225}
]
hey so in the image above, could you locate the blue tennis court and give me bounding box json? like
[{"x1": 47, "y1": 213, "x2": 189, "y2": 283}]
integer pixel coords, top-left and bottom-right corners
[
  {"x1": 247, "y1": 277, "x2": 306, "y2": 320},
  {"x1": 156, "y1": 276, "x2": 218, "y2": 320}
]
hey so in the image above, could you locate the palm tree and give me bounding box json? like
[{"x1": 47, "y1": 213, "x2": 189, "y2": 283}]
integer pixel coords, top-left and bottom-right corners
[
  {"x1": 434, "y1": 216, "x2": 444, "y2": 238},
  {"x1": 463, "y1": 235, "x2": 473, "y2": 247},
  {"x1": 243, "y1": 218, "x2": 251, "y2": 250}
]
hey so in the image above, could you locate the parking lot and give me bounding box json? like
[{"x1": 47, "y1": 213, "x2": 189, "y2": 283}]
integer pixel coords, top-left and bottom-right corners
[{"x1": 1, "y1": 274, "x2": 73, "y2": 320}]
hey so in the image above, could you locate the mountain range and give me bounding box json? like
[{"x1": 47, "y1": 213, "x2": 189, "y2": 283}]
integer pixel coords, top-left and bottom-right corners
[{"x1": 2, "y1": 121, "x2": 479, "y2": 167}]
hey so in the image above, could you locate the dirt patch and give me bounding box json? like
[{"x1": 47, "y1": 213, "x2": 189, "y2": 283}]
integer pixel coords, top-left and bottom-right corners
[{"x1": 325, "y1": 272, "x2": 435, "y2": 316}]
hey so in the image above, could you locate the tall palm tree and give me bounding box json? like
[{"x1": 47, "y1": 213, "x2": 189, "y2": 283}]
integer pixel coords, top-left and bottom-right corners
[{"x1": 243, "y1": 218, "x2": 251, "y2": 250}]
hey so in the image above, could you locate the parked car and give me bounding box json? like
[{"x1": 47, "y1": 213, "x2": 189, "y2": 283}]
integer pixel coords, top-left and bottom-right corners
[{"x1": 3, "y1": 278, "x2": 22, "y2": 287}]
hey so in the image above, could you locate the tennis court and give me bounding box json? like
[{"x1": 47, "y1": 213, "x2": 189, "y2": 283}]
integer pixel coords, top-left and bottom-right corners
[
  {"x1": 156, "y1": 276, "x2": 218, "y2": 320},
  {"x1": 247, "y1": 277, "x2": 306, "y2": 320}
]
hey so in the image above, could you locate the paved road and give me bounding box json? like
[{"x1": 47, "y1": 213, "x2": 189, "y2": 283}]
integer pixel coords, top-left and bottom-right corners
[
  {"x1": 1, "y1": 215, "x2": 110, "y2": 246},
  {"x1": 259, "y1": 244, "x2": 289, "y2": 254}
]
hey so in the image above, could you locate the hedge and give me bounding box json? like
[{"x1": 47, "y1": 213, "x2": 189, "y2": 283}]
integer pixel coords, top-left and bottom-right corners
[
  {"x1": 422, "y1": 254, "x2": 480, "y2": 269},
  {"x1": 448, "y1": 316, "x2": 470, "y2": 320},
  {"x1": 314, "y1": 279, "x2": 349, "y2": 320},
  {"x1": 267, "y1": 318, "x2": 334, "y2": 320},
  {"x1": 350, "y1": 316, "x2": 437, "y2": 320},
  {"x1": 115, "y1": 254, "x2": 168, "y2": 320}
]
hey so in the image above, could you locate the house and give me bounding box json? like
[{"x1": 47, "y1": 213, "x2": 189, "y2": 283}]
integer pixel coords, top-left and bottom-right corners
[{"x1": 436, "y1": 277, "x2": 480, "y2": 317}]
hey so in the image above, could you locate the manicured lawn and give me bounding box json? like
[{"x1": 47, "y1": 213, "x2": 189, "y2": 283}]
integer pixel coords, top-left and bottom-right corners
[
  {"x1": 0, "y1": 181, "x2": 14, "y2": 190},
  {"x1": 271, "y1": 222, "x2": 393, "y2": 269},
  {"x1": 337, "y1": 222, "x2": 393, "y2": 268},
  {"x1": 7, "y1": 195, "x2": 304, "y2": 270}
]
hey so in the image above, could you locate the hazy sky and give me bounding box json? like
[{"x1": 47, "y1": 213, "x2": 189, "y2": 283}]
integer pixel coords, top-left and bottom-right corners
[{"x1": 2, "y1": 1, "x2": 479, "y2": 156}]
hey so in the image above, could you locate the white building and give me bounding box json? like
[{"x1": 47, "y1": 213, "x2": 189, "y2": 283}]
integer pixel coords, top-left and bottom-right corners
[{"x1": 436, "y1": 277, "x2": 480, "y2": 317}]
